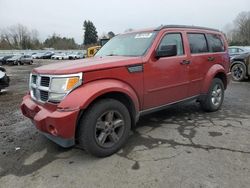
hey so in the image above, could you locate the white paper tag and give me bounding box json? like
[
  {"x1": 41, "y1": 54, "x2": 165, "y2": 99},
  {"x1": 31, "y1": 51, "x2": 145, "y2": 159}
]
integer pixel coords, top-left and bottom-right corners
[{"x1": 135, "y1": 33, "x2": 153, "y2": 39}]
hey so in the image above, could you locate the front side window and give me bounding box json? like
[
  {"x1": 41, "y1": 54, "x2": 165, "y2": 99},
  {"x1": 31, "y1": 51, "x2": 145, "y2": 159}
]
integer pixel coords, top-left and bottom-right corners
[
  {"x1": 229, "y1": 48, "x2": 238, "y2": 53},
  {"x1": 207, "y1": 34, "x2": 225, "y2": 52},
  {"x1": 188, "y1": 33, "x2": 208, "y2": 54},
  {"x1": 95, "y1": 32, "x2": 156, "y2": 57},
  {"x1": 158, "y1": 33, "x2": 184, "y2": 55}
]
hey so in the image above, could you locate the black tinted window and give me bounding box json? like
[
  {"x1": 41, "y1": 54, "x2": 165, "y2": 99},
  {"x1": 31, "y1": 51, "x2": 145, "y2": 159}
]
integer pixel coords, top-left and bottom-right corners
[
  {"x1": 207, "y1": 34, "x2": 225, "y2": 52},
  {"x1": 188, "y1": 33, "x2": 208, "y2": 54},
  {"x1": 158, "y1": 33, "x2": 184, "y2": 55}
]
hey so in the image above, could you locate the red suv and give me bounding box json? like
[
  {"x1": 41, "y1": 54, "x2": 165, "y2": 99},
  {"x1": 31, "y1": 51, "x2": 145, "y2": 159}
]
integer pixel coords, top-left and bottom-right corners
[{"x1": 21, "y1": 25, "x2": 231, "y2": 157}]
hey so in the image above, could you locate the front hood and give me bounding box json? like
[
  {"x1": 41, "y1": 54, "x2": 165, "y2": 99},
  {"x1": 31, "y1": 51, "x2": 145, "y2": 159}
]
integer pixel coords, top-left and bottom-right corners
[{"x1": 33, "y1": 56, "x2": 143, "y2": 74}]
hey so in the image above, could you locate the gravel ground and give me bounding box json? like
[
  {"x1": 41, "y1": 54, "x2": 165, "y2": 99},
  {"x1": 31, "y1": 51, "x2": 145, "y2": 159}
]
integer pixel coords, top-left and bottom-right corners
[{"x1": 0, "y1": 60, "x2": 250, "y2": 188}]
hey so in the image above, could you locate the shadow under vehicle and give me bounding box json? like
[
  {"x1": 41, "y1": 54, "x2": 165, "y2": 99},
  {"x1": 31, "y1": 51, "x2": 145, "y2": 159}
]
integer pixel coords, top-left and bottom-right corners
[{"x1": 230, "y1": 52, "x2": 250, "y2": 81}]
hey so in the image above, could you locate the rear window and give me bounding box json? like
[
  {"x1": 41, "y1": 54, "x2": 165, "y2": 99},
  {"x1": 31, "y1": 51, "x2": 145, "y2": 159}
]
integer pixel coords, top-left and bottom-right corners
[
  {"x1": 188, "y1": 33, "x2": 208, "y2": 54},
  {"x1": 206, "y1": 34, "x2": 225, "y2": 52}
]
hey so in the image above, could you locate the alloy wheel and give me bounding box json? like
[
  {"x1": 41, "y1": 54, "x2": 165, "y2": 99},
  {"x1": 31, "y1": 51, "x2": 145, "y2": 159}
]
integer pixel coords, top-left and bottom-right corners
[
  {"x1": 95, "y1": 110, "x2": 125, "y2": 148},
  {"x1": 211, "y1": 84, "x2": 222, "y2": 106}
]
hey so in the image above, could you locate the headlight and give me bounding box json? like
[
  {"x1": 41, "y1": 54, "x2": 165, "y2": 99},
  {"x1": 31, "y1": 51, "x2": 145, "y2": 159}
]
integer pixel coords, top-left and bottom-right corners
[{"x1": 49, "y1": 73, "x2": 82, "y2": 102}]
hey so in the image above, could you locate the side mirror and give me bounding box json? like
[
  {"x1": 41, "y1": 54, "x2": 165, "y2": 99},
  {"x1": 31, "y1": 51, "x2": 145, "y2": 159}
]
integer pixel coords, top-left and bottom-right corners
[{"x1": 155, "y1": 45, "x2": 177, "y2": 58}]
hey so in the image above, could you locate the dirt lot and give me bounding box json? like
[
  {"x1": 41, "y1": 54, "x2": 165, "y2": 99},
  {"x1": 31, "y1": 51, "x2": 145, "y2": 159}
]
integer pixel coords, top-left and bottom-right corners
[{"x1": 0, "y1": 60, "x2": 250, "y2": 188}]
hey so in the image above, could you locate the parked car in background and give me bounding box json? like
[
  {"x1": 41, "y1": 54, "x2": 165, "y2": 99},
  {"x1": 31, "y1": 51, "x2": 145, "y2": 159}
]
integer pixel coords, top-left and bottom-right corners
[
  {"x1": 6, "y1": 55, "x2": 33, "y2": 65},
  {"x1": 40, "y1": 51, "x2": 55, "y2": 59},
  {"x1": 68, "y1": 52, "x2": 84, "y2": 60},
  {"x1": 21, "y1": 25, "x2": 230, "y2": 157},
  {"x1": 0, "y1": 55, "x2": 14, "y2": 65},
  {"x1": 230, "y1": 52, "x2": 250, "y2": 81},
  {"x1": 32, "y1": 53, "x2": 44, "y2": 59},
  {"x1": 228, "y1": 46, "x2": 250, "y2": 58},
  {"x1": 51, "y1": 53, "x2": 69, "y2": 60},
  {"x1": 0, "y1": 66, "x2": 10, "y2": 92}
]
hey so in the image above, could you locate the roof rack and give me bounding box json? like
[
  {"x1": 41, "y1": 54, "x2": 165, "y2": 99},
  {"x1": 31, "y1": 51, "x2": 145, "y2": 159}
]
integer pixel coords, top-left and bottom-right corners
[{"x1": 154, "y1": 25, "x2": 220, "y2": 32}]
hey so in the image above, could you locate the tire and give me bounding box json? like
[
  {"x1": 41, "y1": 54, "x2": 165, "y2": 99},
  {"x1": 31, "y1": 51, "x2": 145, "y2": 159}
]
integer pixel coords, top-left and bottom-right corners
[
  {"x1": 78, "y1": 99, "x2": 131, "y2": 157},
  {"x1": 200, "y1": 78, "x2": 224, "y2": 112},
  {"x1": 231, "y1": 63, "x2": 246, "y2": 81}
]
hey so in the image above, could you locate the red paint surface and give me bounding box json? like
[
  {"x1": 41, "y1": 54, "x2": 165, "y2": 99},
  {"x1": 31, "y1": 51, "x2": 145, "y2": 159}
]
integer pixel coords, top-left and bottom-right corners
[{"x1": 21, "y1": 27, "x2": 230, "y2": 140}]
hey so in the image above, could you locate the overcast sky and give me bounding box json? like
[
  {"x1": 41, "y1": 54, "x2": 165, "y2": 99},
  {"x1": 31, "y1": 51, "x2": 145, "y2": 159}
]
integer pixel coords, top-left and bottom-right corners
[{"x1": 0, "y1": 0, "x2": 249, "y2": 44}]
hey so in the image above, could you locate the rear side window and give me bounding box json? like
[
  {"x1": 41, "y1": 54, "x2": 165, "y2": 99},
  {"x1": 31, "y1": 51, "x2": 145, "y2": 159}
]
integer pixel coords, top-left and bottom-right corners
[
  {"x1": 207, "y1": 34, "x2": 225, "y2": 52},
  {"x1": 188, "y1": 33, "x2": 208, "y2": 54},
  {"x1": 158, "y1": 33, "x2": 184, "y2": 55}
]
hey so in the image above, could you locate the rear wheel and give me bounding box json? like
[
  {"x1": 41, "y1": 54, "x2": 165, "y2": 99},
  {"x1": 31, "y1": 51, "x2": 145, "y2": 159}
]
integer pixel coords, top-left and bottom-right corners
[
  {"x1": 78, "y1": 99, "x2": 131, "y2": 157},
  {"x1": 231, "y1": 63, "x2": 246, "y2": 81},
  {"x1": 200, "y1": 78, "x2": 224, "y2": 112}
]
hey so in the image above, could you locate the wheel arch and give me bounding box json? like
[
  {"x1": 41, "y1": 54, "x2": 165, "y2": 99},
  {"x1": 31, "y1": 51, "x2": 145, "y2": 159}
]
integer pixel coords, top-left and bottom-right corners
[
  {"x1": 201, "y1": 64, "x2": 228, "y2": 93},
  {"x1": 214, "y1": 72, "x2": 227, "y2": 89},
  {"x1": 78, "y1": 91, "x2": 138, "y2": 126},
  {"x1": 57, "y1": 79, "x2": 141, "y2": 138}
]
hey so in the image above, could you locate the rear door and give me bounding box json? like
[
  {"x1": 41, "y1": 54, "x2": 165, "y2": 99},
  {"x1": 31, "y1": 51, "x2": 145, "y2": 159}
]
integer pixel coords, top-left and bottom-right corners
[
  {"x1": 186, "y1": 32, "x2": 227, "y2": 97},
  {"x1": 206, "y1": 33, "x2": 228, "y2": 71},
  {"x1": 23, "y1": 55, "x2": 27, "y2": 63},
  {"x1": 143, "y1": 32, "x2": 189, "y2": 109},
  {"x1": 186, "y1": 33, "x2": 210, "y2": 97}
]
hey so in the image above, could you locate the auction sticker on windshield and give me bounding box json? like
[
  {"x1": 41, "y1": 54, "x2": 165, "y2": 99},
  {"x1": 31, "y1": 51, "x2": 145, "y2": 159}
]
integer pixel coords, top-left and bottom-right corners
[{"x1": 135, "y1": 33, "x2": 153, "y2": 39}]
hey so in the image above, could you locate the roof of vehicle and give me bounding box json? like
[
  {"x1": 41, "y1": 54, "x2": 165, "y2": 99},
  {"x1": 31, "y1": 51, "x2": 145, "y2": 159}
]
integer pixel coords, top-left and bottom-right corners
[
  {"x1": 123, "y1": 25, "x2": 221, "y2": 35},
  {"x1": 154, "y1": 25, "x2": 220, "y2": 32}
]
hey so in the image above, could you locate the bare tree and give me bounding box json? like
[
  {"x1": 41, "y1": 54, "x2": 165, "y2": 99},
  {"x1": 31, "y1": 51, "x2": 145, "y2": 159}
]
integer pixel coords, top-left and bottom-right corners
[
  {"x1": 227, "y1": 11, "x2": 250, "y2": 45},
  {"x1": 0, "y1": 24, "x2": 41, "y2": 49}
]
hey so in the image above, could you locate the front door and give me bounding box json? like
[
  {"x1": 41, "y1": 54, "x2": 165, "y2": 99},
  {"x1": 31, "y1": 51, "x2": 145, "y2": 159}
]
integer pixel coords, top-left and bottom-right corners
[{"x1": 143, "y1": 32, "x2": 189, "y2": 110}]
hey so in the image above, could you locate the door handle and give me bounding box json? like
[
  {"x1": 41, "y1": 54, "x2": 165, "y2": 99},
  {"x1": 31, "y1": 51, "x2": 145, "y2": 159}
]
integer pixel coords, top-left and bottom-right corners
[
  {"x1": 180, "y1": 60, "x2": 191, "y2": 65},
  {"x1": 208, "y1": 57, "x2": 215, "y2": 62}
]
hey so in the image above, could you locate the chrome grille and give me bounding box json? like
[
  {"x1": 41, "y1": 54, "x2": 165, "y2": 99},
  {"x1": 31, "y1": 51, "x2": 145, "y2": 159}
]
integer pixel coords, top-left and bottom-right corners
[
  {"x1": 30, "y1": 72, "x2": 82, "y2": 103},
  {"x1": 40, "y1": 90, "x2": 49, "y2": 101},
  {"x1": 30, "y1": 74, "x2": 50, "y2": 102},
  {"x1": 32, "y1": 75, "x2": 37, "y2": 84},
  {"x1": 40, "y1": 76, "x2": 50, "y2": 87}
]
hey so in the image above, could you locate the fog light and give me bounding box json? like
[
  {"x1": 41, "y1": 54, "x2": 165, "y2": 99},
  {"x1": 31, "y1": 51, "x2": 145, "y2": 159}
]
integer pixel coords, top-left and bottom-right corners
[{"x1": 48, "y1": 125, "x2": 58, "y2": 136}]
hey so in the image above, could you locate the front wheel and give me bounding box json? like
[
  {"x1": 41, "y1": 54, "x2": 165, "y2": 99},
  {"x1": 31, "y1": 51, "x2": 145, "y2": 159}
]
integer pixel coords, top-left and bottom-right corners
[
  {"x1": 200, "y1": 78, "x2": 224, "y2": 112},
  {"x1": 78, "y1": 99, "x2": 131, "y2": 157},
  {"x1": 231, "y1": 63, "x2": 246, "y2": 81}
]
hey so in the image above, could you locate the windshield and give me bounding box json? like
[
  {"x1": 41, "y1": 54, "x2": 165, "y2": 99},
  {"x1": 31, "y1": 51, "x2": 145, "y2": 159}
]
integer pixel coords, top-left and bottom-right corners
[{"x1": 95, "y1": 31, "x2": 156, "y2": 57}]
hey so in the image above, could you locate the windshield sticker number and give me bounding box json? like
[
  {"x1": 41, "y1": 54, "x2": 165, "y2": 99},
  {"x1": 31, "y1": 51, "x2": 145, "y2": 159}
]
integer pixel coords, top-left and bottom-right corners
[{"x1": 135, "y1": 33, "x2": 153, "y2": 39}]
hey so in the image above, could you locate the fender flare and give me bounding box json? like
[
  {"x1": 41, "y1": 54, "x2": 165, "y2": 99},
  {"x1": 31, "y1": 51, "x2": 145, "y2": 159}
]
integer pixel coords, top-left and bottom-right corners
[
  {"x1": 58, "y1": 79, "x2": 140, "y2": 115},
  {"x1": 201, "y1": 64, "x2": 227, "y2": 93}
]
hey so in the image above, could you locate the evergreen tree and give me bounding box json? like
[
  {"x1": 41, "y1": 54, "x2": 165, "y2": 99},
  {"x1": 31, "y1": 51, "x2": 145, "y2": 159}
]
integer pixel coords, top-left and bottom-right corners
[
  {"x1": 83, "y1": 20, "x2": 98, "y2": 45},
  {"x1": 108, "y1": 31, "x2": 115, "y2": 38}
]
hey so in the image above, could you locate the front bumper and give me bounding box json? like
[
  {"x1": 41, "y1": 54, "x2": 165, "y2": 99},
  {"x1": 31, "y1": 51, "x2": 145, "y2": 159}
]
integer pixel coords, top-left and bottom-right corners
[{"x1": 20, "y1": 95, "x2": 79, "y2": 147}]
